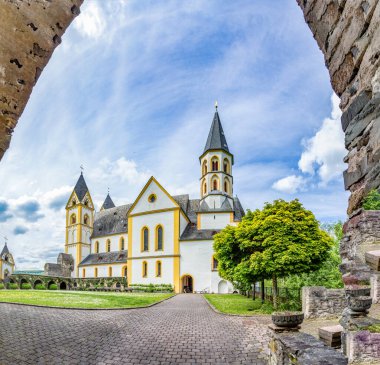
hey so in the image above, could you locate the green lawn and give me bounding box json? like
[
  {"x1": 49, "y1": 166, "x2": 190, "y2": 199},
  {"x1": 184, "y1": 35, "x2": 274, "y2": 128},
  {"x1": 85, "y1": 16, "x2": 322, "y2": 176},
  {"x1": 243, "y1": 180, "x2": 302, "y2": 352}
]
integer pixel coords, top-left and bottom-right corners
[
  {"x1": 0, "y1": 290, "x2": 173, "y2": 309},
  {"x1": 204, "y1": 294, "x2": 274, "y2": 315}
]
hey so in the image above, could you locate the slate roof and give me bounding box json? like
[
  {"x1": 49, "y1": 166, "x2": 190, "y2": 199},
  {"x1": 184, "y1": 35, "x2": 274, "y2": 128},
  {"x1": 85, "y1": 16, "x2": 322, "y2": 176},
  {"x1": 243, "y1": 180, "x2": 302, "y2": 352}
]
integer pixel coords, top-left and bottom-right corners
[
  {"x1": 74, "y1": 173, "x2": 89, "y2": 202},
  {"x1": 101, "y1": 193, "x2": 116, "y2": 210},
  {"x1": 92, "y1": 204, "x2": 132, "y2": 238},
  {"x1": 1, "y1": 243, "x2": 9, "y2": 256},
  {"x1": 180, "y1": 225, "x2": 221, "y2": 241},
  {"x1": 79, "y1": 251, "x2": 128, "y2": 266},
  {"x1": 203, "y1": 111, "x2": 230, "y2": 154}
]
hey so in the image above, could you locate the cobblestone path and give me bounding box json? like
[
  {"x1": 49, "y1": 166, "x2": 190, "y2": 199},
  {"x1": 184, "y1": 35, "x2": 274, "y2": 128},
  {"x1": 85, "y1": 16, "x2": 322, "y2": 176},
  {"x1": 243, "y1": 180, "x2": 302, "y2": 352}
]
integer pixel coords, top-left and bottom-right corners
[{"x1": 0, "y1": 294, "x2": 270, "y2": 365}]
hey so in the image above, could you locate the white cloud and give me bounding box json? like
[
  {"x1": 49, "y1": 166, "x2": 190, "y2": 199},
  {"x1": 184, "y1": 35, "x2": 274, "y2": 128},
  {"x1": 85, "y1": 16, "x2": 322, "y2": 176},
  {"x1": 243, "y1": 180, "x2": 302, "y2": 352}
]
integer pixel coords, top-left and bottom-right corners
[
  {"x1": 272, "y1": 175, "x2": 306, "y2": 194},
  {"x1": 73, "y1": 2, "x2": 106, "y2": 39},
  {"x1": 298, "y1": 94, "x2": 346, "y2": 185}
]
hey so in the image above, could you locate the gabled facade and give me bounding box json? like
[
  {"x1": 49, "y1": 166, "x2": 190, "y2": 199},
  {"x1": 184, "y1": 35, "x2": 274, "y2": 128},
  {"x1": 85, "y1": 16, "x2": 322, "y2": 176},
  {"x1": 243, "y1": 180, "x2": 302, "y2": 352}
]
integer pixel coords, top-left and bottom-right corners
[{"x1": 64, "y1": 107, "x2": 245, "y2": 293}]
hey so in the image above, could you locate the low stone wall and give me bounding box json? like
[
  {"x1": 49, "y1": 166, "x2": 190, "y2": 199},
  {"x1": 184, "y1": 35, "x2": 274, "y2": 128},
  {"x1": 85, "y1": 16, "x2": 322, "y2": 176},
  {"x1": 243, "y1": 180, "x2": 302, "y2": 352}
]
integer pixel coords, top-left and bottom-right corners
[
  {"x1": 302, "y1": 286, "x2": 346, "y2": 319},
  {"x1": 346, "y1": 329, "x2": 380, "y2": 363},
  {"x1": 268, "y1": 329, "x2": 347, "y2": 365}
]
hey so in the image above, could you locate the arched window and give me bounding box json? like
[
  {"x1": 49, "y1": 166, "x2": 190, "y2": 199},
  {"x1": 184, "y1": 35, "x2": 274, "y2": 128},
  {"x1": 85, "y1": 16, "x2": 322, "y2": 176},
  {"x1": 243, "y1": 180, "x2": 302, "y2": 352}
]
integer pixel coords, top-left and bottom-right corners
[
  {"x1": 84, "y1": 214, "x2": 89, "y2": 225},
  {"x1": 82, "y1": 268, "x2": 86, "y2": 278},
  {"x1": 202, "y1": 160, "x2": 208, "y2": 175},
  {"x1": 156, "y1": 261, "x2": 162, "y2": 277},
  {"x1": 106, "y1": 240, "x2": 111, "y2": 252},
  {"x1": 108, "y1": 267, "x2": 112, "y2": 277},
  {"x1": 223, "y1": 158, "x2": 230, "y2": 174},
  {"x1": 142, "y1": 261, "x2": 148, "y2": 277},
  {"x1": 123, "y1": 266, "x2": 128, "y2": 278},
  {"x1": 224, "y1": 178, "x2": 230, "y2": 194},
  {"x1": 70, "y1": 214, "x2": 76, "y2": 225},
  {"x1": 211, "y1": 157, "x2": 219, "y2": 171},
  {"x1": 203, "y1": 182, "x2": 207, "y2": 195},
  {"x1": 120, "y1": 237, "x2": 125, "y2": 251},
  {"x1": 95, "y1": 241, "x2": 99, "y2": 253},
  {"x1": 212, "y1": 256, "x2": 218, "y2": 270},
  {"x1": 156, "y1": 225, "x2": 163, "y2": 251},
  {"x1": 94, "y1": 268, "x2": 98, "y2": 278},
  {"x1": 211, "y1": 176, "x2": 219, "y2": 191},
  {"x1": 141, "y1": 227, "x2": 149, "y2": 252}
]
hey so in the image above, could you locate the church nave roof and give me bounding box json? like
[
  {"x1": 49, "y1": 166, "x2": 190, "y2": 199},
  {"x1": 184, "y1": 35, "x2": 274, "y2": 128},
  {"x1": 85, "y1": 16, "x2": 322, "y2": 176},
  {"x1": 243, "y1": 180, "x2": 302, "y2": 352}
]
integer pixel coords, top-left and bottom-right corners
[{"x1": 79, "y1": 250, "x2": 128, "y2": 266}]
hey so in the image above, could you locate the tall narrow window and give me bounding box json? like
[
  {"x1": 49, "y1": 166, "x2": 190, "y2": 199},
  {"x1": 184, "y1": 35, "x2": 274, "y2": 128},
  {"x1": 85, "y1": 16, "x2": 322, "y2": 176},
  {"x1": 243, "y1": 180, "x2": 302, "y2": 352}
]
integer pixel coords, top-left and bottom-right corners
[
  {"x1": 142, "y1": 261, "x2": 148, "y2": 277},
  {"x1": 94, "y1": 267, "x2": 98, "y2": 278},
  {"x1": 213, "y1": 179, "x2": 218, "y2": 191},
  {"x1": 212, "y1": 256, "x2": 218, "y2": 270},
  {"x1": 82, "y1": 268, "x2": 86, "y2": 278},
  {"x1": 95, "y1": 241, "x2": 99, "y2": 253},
  {"x1": 108, "y1": 267, "x2": 112, "y2": 277},
  {"x1": 202, "y1": 160, "x2": 208, "y2": 175},
  {"x1": 71, "y1": 214, "x2": 76, "y2": 225},
  {"x1": 156, "y1": 261, "x2": 162, "y2": 277},
  {"x1": 84, "y1": 214, "x2": 89, "y2": 225},
  {"x1": 120, "y1": 237, "x2": 125, "y2": 251},
  {"x1": 106, "y1": 240, "x2": 111, "y2": 252},
  {"x1": 211, "y1": 157, "x2": 219, "y2": 171},
  {"x1": 224, "y1": 178, "x2": 230, "y2": 194},
  {"x1": 156, "y1": 226, "x2": 163, "y2": 251},
  {"x1": 142, "y1": 227, "x2": 149, "y2": 251},
  {"x1": 223, "y1": 158, "x2": 230, "y2": 174},
  {"x1": 123, "y1": 266, "x2": 128, "y2": 278},
  {"x1": 203, "y1": 182, "x2": 207, "y2": 195}
]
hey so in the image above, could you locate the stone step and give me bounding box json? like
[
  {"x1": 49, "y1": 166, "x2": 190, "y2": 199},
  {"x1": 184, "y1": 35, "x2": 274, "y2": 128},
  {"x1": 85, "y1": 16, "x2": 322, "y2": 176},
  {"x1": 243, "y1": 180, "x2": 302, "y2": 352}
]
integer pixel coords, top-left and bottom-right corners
[
  {"x1": 365, "y1": 250, "x2": 380, "y2": 271},
  {"x1": 319, "y1": 325, "x2": 343, "y2": 349}
]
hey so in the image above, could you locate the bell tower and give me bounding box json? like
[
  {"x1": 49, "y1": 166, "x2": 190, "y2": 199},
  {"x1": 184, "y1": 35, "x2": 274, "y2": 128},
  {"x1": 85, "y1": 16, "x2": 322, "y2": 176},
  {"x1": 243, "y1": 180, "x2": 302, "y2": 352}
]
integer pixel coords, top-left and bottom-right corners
[
  {"x1": 65, "y1": 172, "x2": 94, "y2": 277},
  {"x1": 199, "y1": 103, "x2": 234, "y2": 209}
]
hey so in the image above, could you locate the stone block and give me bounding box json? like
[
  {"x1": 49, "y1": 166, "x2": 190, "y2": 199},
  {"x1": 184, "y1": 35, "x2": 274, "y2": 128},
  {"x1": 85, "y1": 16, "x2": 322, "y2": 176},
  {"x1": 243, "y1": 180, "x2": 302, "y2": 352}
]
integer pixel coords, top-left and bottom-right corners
[
  {"x1": 365, "y1": 250, "x2": 380, "y2": 271},
  {"x1": 319, "y1": 325, "x2": 343, "y2": 348}
]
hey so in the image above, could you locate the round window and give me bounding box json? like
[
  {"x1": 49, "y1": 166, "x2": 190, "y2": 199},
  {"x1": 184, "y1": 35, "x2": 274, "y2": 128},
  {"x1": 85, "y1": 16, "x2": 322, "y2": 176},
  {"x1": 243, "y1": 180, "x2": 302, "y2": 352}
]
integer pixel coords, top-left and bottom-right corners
[{"x1": 148, "y1": 194, "x2": 157, "y2": 203}]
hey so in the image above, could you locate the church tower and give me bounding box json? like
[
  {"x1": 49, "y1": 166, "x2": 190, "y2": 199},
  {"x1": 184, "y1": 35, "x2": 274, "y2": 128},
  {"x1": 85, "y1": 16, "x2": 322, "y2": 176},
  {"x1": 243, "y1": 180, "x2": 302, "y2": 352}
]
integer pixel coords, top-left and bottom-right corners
[
  {"x1": 199, "y1": 104, "x2": 234, "y2": 209},
  {"x1": 65, "y1": 173, "x2": 94, "y2": 277},
  {"x1": 0, "y1": 241, "x2": 15, "y2": 281}
]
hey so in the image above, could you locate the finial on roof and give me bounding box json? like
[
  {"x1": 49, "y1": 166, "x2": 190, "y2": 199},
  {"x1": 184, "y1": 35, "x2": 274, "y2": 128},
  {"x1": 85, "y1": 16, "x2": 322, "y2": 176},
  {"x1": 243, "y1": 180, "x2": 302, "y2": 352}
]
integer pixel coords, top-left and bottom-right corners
[
  {"x1": 80, "y1": 164, "x2": 84, "y2": 175},
  {"x1": 215, "y1": 100, "x2": 218, "y2": 110}
]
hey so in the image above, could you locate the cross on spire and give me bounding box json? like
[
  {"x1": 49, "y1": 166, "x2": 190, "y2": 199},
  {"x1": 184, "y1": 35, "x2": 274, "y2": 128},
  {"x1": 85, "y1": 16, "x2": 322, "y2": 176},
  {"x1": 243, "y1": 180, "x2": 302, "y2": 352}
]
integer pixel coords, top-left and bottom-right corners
[
  {"x1": 215, "y1": 100, "x2": 218, "y2": 110},
  {"x1": 3, "y1": 236, "x2": 7, "y2": 245},
  {"x1": 80, "y1": 164, "x2": 84, "y2": 174}
]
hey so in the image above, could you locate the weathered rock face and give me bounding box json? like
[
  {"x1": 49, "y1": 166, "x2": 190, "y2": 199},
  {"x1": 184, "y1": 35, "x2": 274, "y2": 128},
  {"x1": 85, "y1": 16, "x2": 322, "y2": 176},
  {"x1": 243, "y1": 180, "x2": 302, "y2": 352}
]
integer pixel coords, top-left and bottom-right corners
[
  {"x1": 0, "y1": 0, "x2": 83, "y2": 160},
  {"x1": 297, "y1": 0, "x2": 380, "y2": 215}
]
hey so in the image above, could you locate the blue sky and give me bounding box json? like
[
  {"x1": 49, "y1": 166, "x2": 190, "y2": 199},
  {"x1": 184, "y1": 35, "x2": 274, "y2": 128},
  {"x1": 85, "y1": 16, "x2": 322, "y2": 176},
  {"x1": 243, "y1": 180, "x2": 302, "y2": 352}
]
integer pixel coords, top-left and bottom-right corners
[{"x1": 0, "y1": 0, "x2": 348, "y2": 269}]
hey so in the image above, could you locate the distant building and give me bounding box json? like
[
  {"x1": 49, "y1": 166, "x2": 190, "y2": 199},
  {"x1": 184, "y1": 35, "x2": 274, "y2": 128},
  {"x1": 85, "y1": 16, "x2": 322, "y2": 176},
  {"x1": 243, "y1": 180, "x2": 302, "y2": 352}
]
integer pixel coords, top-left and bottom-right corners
[
  {"x1": 0, "y1": 242, "x2": 15, "y2": 281},
  {"x1": 64, "y1": 107, "x2": 244, "y2": 293}
]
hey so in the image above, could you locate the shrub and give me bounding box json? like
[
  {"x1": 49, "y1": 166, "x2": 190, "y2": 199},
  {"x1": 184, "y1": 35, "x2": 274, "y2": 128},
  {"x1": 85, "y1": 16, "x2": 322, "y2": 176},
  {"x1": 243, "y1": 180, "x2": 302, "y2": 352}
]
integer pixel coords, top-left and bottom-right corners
[
  {"x1": 48, "y1": 283, "x2": 58, "y2": 290},
  {"x1": 35, "y1": 284, "x2": 46, "y2": 290},
  {"x1": 8, "y1": 283, "x2": 18, "y2": 290},
  {"x1": 363, "y1": 189, "x2": 380, "y2": 210},
  {"x1": 0, "y1": 283, "x2": 4, "y2": 289},
  {"x1": 21, "y1": 283, "x2": 32, "y2": 290}
]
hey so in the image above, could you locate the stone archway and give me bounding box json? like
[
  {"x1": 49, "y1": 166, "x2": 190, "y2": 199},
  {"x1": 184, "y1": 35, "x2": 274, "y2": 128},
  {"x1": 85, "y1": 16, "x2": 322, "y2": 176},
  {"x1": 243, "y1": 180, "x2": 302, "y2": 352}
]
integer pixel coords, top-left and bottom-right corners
[
  {"x1": 181, "y1": 275, "x2": 194, "y2": 293},
  {"x1": 33, "y1": 279, "x2": 43, "y2": 289},
  {"x1": 59, "y1": 281, "x2": 67, "y2": 290}
]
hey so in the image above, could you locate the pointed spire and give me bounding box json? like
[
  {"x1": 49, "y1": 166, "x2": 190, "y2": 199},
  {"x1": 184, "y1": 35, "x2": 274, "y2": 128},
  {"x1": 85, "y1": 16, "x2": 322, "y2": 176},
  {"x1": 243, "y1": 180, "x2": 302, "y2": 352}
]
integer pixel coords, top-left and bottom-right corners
[
  {"x1": 101, "y1": 193, "x2": 115, "y2": 210},
  {"x1": 1, "y1": 241, "x2": 9, "y2": 256},
  {"x1": 203, "y1": 106, "x2": 230, "y2": 154},
  {"x1": 74, "y1": 173, "x2": 89, "y2": 202}
]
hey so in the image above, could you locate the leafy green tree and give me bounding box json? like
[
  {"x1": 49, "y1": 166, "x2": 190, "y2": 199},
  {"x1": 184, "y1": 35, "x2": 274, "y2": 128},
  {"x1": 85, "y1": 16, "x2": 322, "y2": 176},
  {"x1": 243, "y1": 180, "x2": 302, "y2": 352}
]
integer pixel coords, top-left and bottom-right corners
[
  {"x1": 236, "y1": 199, "x2": 333, "y2": 308},
  {"x1": 283, "y1": 222, "x2": 344, "y2": 291},
  {"x1": 362, "y1": 189, "x2": 380, "y2": 210}
]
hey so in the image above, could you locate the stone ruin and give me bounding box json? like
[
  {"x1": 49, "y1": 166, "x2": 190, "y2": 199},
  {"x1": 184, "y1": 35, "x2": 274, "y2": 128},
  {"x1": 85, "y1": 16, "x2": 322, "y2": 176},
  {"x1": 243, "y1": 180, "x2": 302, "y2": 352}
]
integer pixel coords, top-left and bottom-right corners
[{"x1": 44, "y1": 252, "x2": 74, "y2": 278}]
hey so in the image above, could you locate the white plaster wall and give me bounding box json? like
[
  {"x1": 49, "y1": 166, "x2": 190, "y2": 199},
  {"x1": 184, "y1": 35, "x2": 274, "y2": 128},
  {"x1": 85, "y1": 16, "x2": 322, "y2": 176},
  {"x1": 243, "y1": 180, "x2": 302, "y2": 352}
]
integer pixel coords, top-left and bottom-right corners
[
  {"x1": 91, "y1": 234, "x2": 127, "y2": 253},
  {"x1": 79, "y1": 263, "x2": 126, "y2": 278},
  {"x1": 81, "y1": 245, "x2": 91, "y2": 262},
  {"x1": 131, "y1": 179, "x2": 177, "y2": 215},
  {"x1": 130, "y1": 257, "x2": 174, "y2": 285},
  {"x1": 180, "y1": 213, "x2": 188, "y2": 235},
  {"x1": 199, "y1": 212, "x2": 231, "y2": 229},
  {"x1": 68, "y1": 227, "x2": 77, "y2": 244},
  {"x1": 83, "y1": 227, "x2": 92, "y2": 244},
  {"x1": 131, "y1": 211, "x2": 174, "y2": 257},
  {"x1": 1, "y1": 261, "x2": 14, "y2": 278}
]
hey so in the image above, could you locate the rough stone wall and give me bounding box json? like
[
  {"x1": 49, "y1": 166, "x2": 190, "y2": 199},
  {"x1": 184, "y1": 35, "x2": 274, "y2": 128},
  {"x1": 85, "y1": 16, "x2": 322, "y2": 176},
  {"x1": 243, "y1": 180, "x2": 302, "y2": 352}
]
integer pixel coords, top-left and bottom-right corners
[
  {"x1": 346, "y1": 330, "x2": 380, "y2": 363},
  {"x1": 44, "y1": 252, "x2": 74, "y2": 277},
  {"x1": 342, "y1": 210, "x2": 380, "y2": 291},
  {"x1": 268, "y1": 330, "x2": 348, "y2": 365},
  {"x1": 297, "y1": 0, "x2": 380, "y2": 215},
  {"x1": 302, "y1": 286, "x2": 346, "y2": 319},
  {"x1": 0, "y1": 0, "x2": 83, "y2": 160}
]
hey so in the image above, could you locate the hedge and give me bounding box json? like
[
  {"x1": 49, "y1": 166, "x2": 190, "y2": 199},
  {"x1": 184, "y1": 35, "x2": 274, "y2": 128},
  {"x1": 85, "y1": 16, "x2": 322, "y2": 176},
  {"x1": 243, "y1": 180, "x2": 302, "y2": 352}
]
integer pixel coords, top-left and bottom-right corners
[
  {"x1": 21, "y1": 283, "x2": 32, "y2": 290},
  {"x1": 0, "y1": 283, "x2": 4, "y2": 289},
  {"x1": 129, "y1": 284, "x2": 174, "y2": 292},
  {"x1": 48, "y1": 283, "x2": 58, "y2": 290},
  {"x1": 8, "y1": 283, "x2": 18, "y2": 289},
  {"x1": 35, "y1": 284, "x2": 46, "y2": 290}
]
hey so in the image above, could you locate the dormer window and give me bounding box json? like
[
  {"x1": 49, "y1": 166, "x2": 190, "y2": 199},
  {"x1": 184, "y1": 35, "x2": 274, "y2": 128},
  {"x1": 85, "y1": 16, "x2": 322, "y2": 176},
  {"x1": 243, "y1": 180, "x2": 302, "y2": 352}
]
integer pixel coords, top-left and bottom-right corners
[{"x1": 72, "y1": 199, "x2": 76, "y2": 206}]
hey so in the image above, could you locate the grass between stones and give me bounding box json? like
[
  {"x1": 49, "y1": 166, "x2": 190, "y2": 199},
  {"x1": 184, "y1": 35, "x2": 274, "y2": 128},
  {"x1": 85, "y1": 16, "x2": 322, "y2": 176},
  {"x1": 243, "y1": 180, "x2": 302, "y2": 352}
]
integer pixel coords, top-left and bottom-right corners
[
  {"x1": 204, "y1": 294, "x2": 274, "y2": 315},
  {"x1": 0, "y1": 290, "x2": 173, "y2": 309}
]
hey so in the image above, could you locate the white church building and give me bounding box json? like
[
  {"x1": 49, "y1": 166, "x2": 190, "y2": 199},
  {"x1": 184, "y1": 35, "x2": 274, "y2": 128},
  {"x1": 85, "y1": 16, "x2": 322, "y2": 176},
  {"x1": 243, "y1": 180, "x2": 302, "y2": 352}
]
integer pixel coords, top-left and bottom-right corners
[{"x1": 64, "y1": 107, "x2": 245, "y2": 294}]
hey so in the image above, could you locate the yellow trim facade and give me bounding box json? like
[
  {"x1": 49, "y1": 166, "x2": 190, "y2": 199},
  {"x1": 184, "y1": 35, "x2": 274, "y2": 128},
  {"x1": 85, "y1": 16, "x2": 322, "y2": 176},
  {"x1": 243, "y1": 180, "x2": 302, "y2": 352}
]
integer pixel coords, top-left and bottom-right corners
[
  {"x1": 127, "y1": 217, "x2": 133, "y2": 284},
  {"x1": 141, "y1": 226, "x2": 149, "y2": 252},
  {"x1": 173, "y1": 209, "x2": 180, "y2": 293}
]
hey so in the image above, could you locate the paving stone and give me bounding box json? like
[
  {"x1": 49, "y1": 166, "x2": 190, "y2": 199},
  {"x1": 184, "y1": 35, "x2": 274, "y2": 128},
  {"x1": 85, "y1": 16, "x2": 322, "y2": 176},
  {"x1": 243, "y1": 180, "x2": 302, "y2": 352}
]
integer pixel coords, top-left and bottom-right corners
[{"x1": 0, "y1": 294, "x2": 270, "y2": 364}]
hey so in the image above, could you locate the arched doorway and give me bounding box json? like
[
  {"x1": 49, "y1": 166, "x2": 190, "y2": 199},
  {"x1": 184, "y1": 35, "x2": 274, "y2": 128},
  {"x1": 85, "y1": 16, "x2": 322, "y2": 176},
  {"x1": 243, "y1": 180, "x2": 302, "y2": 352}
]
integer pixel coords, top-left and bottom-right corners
[
  {"x1": 33, "y1": 279, "x2": 43, "y2": 289},
  {"x1": 181, "y1": 275, "x2": 193, "y2": 293},
  {"x1": 59, "y1": 282, "x2": 67, "y2": 290},
  {"x1": 218, "y1": 280, "x2": 228, "y2": 294}
]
